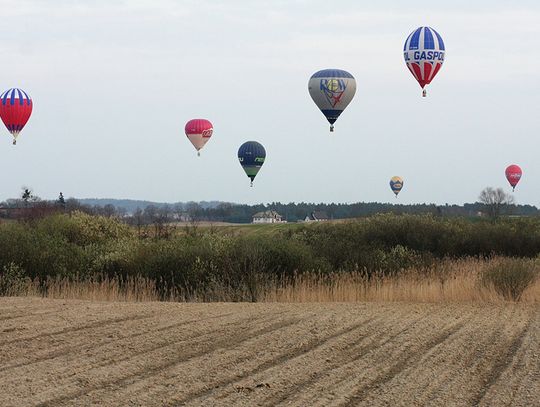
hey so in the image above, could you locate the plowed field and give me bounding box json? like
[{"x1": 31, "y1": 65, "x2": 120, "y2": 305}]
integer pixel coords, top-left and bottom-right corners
[{"x1": 1, "y1": 298, "x2": 538, "y2": 406}]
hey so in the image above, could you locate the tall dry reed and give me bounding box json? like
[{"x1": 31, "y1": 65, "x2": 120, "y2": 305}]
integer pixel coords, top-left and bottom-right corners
[
  {"x1": 2, "y1": 258, "x2": 539, "y2": 304},
  {"x1": 14, "y1": 276, "x2": 161, "y2": 302},
  {"x1": 264, "y1": 258, "x2": 540, "y2": 304}
]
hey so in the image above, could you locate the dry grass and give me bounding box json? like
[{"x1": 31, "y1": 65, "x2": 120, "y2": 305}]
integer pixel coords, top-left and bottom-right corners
[
  {"x1": 2, "y1": 258, "x2": 539, "y2": 304},
  {"x1": 266, "y1": 258, "x2": 540, "y2": 304},
  {"x1": 11, "y1": 276, "x2": 162, "y2": 302}
]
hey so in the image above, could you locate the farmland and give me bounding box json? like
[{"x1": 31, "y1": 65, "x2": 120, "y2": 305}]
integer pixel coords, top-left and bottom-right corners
[
  {"x1": 0, "y1": 298, "x2": 538, "y2": 406},
  {"x1": 1, "y1": 213, "x2": 539, "y2": 406}
]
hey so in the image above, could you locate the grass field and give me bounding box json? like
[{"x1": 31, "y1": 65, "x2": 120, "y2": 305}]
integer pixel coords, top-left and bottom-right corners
[
  {"x1": 173, "y1": 220, "x2": 308, "y2": 237},
  {"x1": 1, "y1": 298, "x2": 538, "y2": 406}
]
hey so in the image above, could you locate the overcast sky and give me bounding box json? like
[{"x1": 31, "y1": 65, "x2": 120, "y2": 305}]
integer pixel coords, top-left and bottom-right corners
[{"x1": 1, "y1": 0, "x2": 539, "y2": 205}]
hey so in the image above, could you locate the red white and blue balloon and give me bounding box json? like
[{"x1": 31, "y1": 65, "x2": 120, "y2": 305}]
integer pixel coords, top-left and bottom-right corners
[
  {"x1": 403, "y1": 27, "x2": 445, "y2": 96},
  {"x1": 0, "y1": 88, "x2": 33, "y2": 145},
  {"x1": 308, "y1": 69, "x2": 356, "y2": 132}
]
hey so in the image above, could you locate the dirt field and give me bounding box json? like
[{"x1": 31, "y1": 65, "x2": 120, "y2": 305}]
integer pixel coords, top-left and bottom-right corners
[{"x1": 0, "y1": 298, "x2": 538, "y2": 407}]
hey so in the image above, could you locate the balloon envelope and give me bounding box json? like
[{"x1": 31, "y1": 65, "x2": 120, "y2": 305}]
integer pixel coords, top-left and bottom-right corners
[
  {"x1": 238, "y1": 141, "x2": 266, "y2": 185},
  {"x1": 390, "y1": 176, "x2": 404, "y2": 196},
  {"x1": 505, "y1": 164, "x2": 522, "y2": 191},
  {"x1": 308, "y1": 69, "x2": 356, "y2": 131},
  {"x1": 403, "y1": 27, "x2": 445, "y2": 95},
  {"x1": 185, "y1": 119, "x2": 213, "y2": 154},
  {"x1": 0, "y1": 88, "x2": 33, "y2": 144}
]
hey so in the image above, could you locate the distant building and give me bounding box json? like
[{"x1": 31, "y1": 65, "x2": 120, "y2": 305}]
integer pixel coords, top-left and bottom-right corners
[
  {"x1": 304, "y1": 211, "x2": 330, "y2": 222},
  {"x1": 252, "y1": 210, "x2": 284, "y2": 224}
]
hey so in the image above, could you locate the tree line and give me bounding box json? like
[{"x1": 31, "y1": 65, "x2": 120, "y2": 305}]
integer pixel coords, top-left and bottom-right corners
[{"x1": 0, "y1": 187, "x2": 536, "y2": 225}]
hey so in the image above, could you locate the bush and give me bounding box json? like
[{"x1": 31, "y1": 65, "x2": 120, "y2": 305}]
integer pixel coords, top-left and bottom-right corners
[
  {"x1": 0, "y1": 222, "x2": 87, "y2": 280},
  {"x1": 481, "y1": 258, "x2": 539, "y2": 301},
  {"x1": 0, "y1": 262, "x2": 28, "y2": 296},
  {"x1": 292, "y1": 215, "x2": 540, "y2": 264},
  {"x1": 2, "y1": 213, "x2": 540, "y2": 300},
  {"x1": 37, "y1": 211, "x2": 132, "y2": 245}
]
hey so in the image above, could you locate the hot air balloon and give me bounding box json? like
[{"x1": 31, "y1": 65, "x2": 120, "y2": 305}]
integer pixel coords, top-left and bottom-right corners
[
  {"x1": 185, "y1": 119, "x2": 213, "y2": 156},
  {"x1": 505, "y1": 164, "x2": 522, "y2": 192},
  {"x1": 0, "y1": 88, "x2": 33, "y2": 145},
  {"x1": 238, "y1": 141, "x2": 266, "y2": 187},
  {"x1": 308, "y1": 69, "x2": 356, "y2": 132},
  {"x1": 390, "y1": 176, "x2": 404, "y2": 197},
  {"x1": 403, "y1": 27, "x2": 445, "y2": 97}
]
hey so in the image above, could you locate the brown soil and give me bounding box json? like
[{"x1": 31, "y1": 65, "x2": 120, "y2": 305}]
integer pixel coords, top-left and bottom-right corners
[{"x1": 0, "y1": 298, "x2": 538, "y2": 406}]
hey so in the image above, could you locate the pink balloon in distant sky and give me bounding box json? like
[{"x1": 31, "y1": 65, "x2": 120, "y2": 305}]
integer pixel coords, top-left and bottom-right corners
[
  {"x1": 185, "y1": 119, "x2": 213, "y2": 156},
  {"x1": 505, "y1": 164, "x2": 522, "y2": 192}
]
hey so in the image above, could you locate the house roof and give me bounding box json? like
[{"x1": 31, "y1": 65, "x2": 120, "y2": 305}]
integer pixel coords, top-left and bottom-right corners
[
  {"x1": 252, "y1": 210, "x2": 282, "y2": 219},
  {"x1": 307, "y1": 211, "x2": 329, "y2": 220}
]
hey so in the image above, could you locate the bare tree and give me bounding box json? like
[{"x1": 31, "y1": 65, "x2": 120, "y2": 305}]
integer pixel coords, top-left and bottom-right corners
[
  {"x1": 116, "y1": 207, "x2": 127, "y2": 218},
  {"x1": 143, "y1": 205, "x2": 173, "y2": 238},
  {"x1": 173, "y1": 203, "x2": 185, "y2": 222},
  {"x1": 478, "y1": 187, "x2": 516, "y2": 219},
  {"x1": 65, "y1": 198, "x2": 85, "y2": 213},
  {"x1": 132, "y1": 207, "x2": 145, "y2": 238},
  {"x1": 184, "y1": 202, "x2": 203, "y2": 237},
  {"x1": 102, "y1": 204, "x2": 117, "y2": 218}
]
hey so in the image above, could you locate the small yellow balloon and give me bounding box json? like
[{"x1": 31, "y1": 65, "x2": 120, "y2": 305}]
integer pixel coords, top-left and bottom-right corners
[{"x1": 390, "y1": 176, "x2": 404, "y2": 197}]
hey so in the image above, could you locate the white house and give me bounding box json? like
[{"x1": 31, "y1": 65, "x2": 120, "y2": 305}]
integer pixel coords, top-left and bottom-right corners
[{"x1": 252, "y1": 210, "x2": 285, "y2": 224}]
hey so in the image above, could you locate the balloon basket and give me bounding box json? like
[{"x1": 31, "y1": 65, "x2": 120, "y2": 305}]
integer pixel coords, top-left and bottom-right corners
[
  {"x1": 12, "y1": 140, "x2": 16, "y2": 145},
  {"x1": 250, "y1": 181, "x2": 253, "y2": 187},
  {"x1": 330, "y1": 125, "x2": 334, "y2": 132},
  {"x1": 422, "y1": 89, "x2": 427, "y2": 97},
  {"x1": 197, "y1": 151, "x2": 200, "y2": 157}
]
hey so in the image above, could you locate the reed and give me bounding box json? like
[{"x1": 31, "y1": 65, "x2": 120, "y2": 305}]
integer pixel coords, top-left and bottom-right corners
[
  {"x1": 265, "y1": 258, "x2": 540, "y2": 304},
  {"x1": 2, "y1": 258, "x2": 538, "y2": 304},
  {"x1": 13, "y1": 275, "x2": 161, "y2": 302}
]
